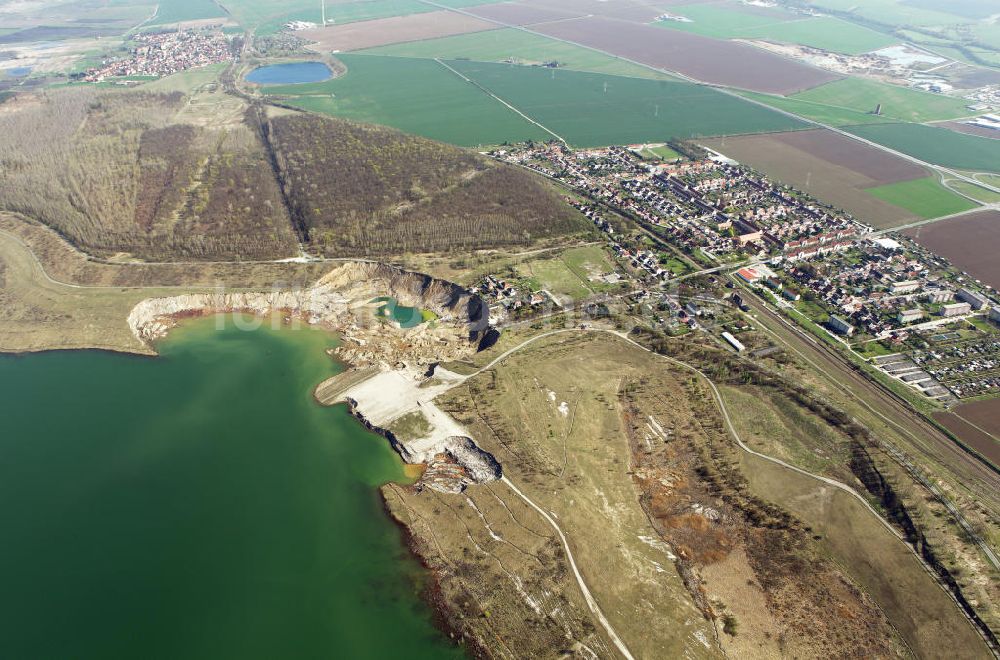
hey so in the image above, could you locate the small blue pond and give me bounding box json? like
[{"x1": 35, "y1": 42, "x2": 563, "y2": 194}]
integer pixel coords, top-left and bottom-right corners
[{"x1": 245, "y1": 61, "x2": 332, "y2": 85}]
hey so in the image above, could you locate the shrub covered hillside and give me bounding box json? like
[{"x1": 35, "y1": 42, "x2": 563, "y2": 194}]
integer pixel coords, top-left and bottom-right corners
[
  {"x1": 265, "y1": 113, "x2": 589, "y2": 257},
  {"x1": 0, "y1": 89, "x2": 298, "y2": 261}
]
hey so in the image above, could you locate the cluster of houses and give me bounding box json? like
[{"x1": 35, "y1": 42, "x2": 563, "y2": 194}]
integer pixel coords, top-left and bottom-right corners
[
  {"x1": 912, "y1": 335, "x2": 1000, "y2": 399},
  {"x1": 774, "y1": 237, "x2": 999, "y2": 341},
  {"x1": 653, "y1": 160, "x2": 868, "y2": 258},
  {"x1": 478, "y1": 275, "x2": 549, "y2": 314},
  {"x1": 490, "y1": 143, "x2": 869, "y2": 263},
  {"x1": 757, "y1": 234, "x2": 1000, "y2": 400},
  {"x1": 83, "y1": 29, "x2": 234, "y2": 82}
]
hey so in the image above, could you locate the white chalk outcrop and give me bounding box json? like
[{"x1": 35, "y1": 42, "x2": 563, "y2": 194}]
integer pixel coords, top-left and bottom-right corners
[
  {"x1": 126, "y1": 261, "x2": 500, "y2": 492},
  {"x1": 126, "y1": 261, "x2": 491, "y2": 368}
]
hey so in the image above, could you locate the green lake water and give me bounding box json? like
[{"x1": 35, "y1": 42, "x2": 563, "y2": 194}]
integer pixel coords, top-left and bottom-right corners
[
  {"x1": 0, "y1": 316, "x2": 464, "y2": 660},
  {"x1": 372, "y1": 297, "x2": 432, "y2": 329}
]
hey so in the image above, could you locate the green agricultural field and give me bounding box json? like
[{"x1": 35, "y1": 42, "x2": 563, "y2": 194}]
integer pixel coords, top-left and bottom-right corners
[
  {"x1": 560, "y1": 245, "x2": 619, "y2": 289},
  {"x1": 261, "y1": 0, "x2": 435, "y2": 34},
  {"x1": 143, "y1": 63, "x2": 227, "y2": 93},
  {"x1": 362, "y1": 28, "x2": 677, "y2": 80},
  {"x1": 653, "y1": 2, "x2": 896, "y2": 54},
  {"x1": 222, "y1": 0, "x2": 436, "y2": 33},
  {"x1": 791, "y1": 78, "x2": 971, "y2": 123},
  {"x1": 654, "y1": 2, "x2": 795, "y2": 39},
  {"x1": 514, "y1": 245, "x2": 620, "y2": 302},
  {"x1": 804, "y1": 0, "x2": 963, "y2": 27},
  {"x1": 446, "y1": 60, "x2": 806, "y2": 147},
  {"x1": 736, "y1": 90, "x2": 889, "y2": 126},
  {"x1": 517, "y1": 257, "x2": 592, "y2": 301},
  {"x1": 905, "y1": 0, "x2": 998, "y2": 19},
  {"x1": 845, "y1": 122, "x2": 1000, "y2": 174},
  {"x1": 751, "y1": 17, "x2": 896, "y2": 54},
  {"x1": 865, "y1": 176, "x2": 978, "y2": 219},
  {"x1": 148, "y1": 0, "x2": 225, "y2": 25},
  {"x1": 219, "y1": 0, "x2": 313, "y2": 30},
  {"x1": 945, "y1": 180, "x2": 1000, "y2": 204},
  {"x1": 422, "y1": 0, "x2": 508, "y2": 7},
  {"x1": 637, "y1": 144, "x2": 683, "y2": 161},
  {"x1": 264, "y1": 54, "x2": 548, "y2": 146},
  {"x1": 973, "y1": 22, "x2": 1000, "y2": 50}
]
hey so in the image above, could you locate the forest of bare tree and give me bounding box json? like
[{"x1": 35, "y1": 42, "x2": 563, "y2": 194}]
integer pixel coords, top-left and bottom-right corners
[
  {"x1": 0, "y1": 86, "x2": 587, "y2": 261},
  {"x1": 265, "y1": 114, "x2": 589, "y2": 257}
]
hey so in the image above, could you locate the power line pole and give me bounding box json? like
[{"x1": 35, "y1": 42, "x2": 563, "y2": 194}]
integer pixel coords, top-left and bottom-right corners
[{"x1": 321, "y1": 0, "x2": 326, "y2": 25}]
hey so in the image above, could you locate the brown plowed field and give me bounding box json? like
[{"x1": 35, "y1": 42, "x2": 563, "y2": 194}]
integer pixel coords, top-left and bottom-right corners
[
  {"x1": 531, "y1": 16, "x2": 841, "y2": 94},
  {"x1": 934, "y1": 408, "x2": 1000, "y2": 466},
  {"x1": 768, "y1": 129, "x2": 929, "y2": 183},
  {"x1": 301, "y1": 11, "x2": 496, "y2": 52},
  {"x1": 703, "y1": 130, "x2": 923, "y2": 228},
  {"x1": 939, "y1": 121, "x2": 1000, "y2": 141},
  {"x1": 904, "y1": 210, "x2": 1000, "y2": 289},
  {"x1": 466, "y1": 2, "x2": 587, "y2": 26}
]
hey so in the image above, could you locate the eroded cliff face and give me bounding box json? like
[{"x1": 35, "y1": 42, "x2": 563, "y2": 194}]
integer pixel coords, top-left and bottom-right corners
[
  {"x1": 126, "y1": 261, "x2": 489, "y2": 368},
  {"x1": 317, "y1": 262, "x2": 489, "y2": 341}
]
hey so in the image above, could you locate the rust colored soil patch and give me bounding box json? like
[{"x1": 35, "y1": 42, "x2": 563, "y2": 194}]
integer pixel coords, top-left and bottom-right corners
[
  {"x1": 532, "y1": 16, "x2": 841, "y2": 94},
  {"x1": 904, "y1": 210, "x2": 1000, "y2": 289},
  {"x1": 769, "y1": 128, "x2": 929, "y2": 184},
  {"x1": 301, "y1": 11, "x2": 496, "y2": 53},
  {"x1": 934, "y1": 409, "x2": 1000, "y2": 467},
  {"x1": 703, "y1": 132, "x2": 919, "y2": 228},
  {"x1": 465, "y1": 1, "x2": 586, "y2": 26}
]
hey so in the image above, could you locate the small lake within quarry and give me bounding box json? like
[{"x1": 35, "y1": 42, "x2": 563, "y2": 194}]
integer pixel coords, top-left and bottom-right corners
[
  {"x1": 245, "y1": 61, "x2": 333, "y2": 84},
  {"x1": 0, "y1": 317, "x2": 463, "y2": 659}
]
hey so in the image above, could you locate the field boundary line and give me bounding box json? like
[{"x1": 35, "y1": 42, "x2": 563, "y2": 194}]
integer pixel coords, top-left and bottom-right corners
[
  {"x1": 954, "y1": 413, "x2": 1000, "y2": 444},
  {"x1": 424, "y1": 0, "x2": 1000, "y2": 201},
  {"x1": 432, "y1": 58, "x2": 568, "y2": 144}
]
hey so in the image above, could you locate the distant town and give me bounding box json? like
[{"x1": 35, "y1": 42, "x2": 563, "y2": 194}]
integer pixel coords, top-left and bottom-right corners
[
  {"x1": 489, "y1": 141, "x2": 1000, "y2": 404},
  {"x1": 81, "y1": 29, "x2": 236, "y2": 83}
]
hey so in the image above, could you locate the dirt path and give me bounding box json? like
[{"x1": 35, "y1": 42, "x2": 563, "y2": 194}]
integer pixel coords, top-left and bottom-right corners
[
  {"x1": 453, "y1": 326, "x2": 993, "y2": 654},
  {"x1": 499, "y1": 476, "x2": 636, "y2": 660}
]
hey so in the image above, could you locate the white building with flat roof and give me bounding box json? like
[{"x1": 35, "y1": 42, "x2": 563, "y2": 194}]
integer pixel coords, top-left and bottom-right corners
[
  {"x1": 940, "y1": 302, "x2": 971, "y2": 318},
  {"x1": 829, "y1": 315, "x2": 855, "y2": 336},
  {"x1": 958, "y1": 288, "x2": 990, "y2": 310},
  {"x1": 721, "y1": 331, "x2": 745, "y2": 352}
]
